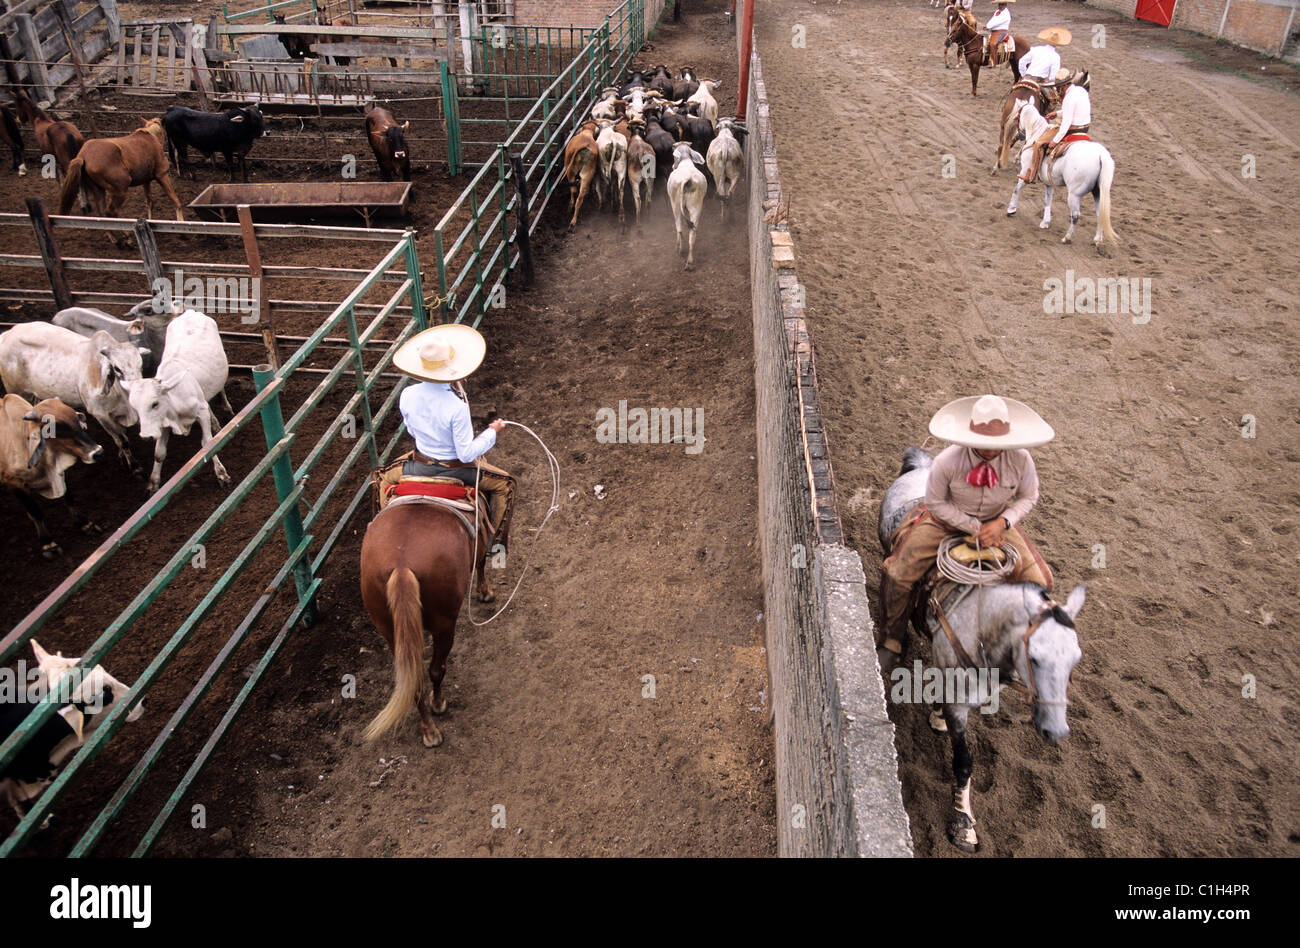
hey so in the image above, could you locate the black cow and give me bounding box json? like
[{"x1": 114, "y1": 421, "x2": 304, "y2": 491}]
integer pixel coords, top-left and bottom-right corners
[
  {"x1": 672, "y1": 65, "x2": 700, "y2": 102},
  {"x1": 648, "y1": 64, "x2": 674, "y2": 99},
  {"x1": 162, "y1": 105, "x2": 265, "y2": 182},
  {"x1": 642, "y1": 107, "x2": 677, "y2": 192},
  {"x1": 618, "y1": 69, "x2": 648, "y2": 98}
]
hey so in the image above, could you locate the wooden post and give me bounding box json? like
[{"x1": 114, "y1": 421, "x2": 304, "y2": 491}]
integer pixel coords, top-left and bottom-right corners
[
  {"x1": 25, "y1": 198, "x2": 74, "y2": 311},
  {"x1": 509, "y1": 152, "x2": 533, "y2": 287},
  {"x1": 236, "y1": 204, "x2": 279, "y2": 370},
  {"x1": 100, "y1": 0, "x2": 123, "y2": 49},
  {"x1": 16, "y1": 14, "x2": 53, "y2": 104},
  {"x1": 52, "y1": 3, "x2": 99, "y2": 135},
  {"x1": 132, "y1": 219, "x2": 164, "y2": 292}
]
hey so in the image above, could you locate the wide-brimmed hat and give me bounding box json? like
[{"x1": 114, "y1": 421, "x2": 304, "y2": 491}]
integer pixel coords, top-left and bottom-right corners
[
  {"x1": 393, "y1": 324, "x2": 486, "y2": 382},
  {"x1": 928, "y1": 394, "x2": 1055, "y2": 450},
  {"x1": 1038, "y1": 26, "x2": 1072, "y2": 46}
]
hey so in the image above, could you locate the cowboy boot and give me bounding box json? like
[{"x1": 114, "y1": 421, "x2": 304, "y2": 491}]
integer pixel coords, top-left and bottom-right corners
[{"x1": 876, "y1": 575, "x2": 913, "y2": 673}]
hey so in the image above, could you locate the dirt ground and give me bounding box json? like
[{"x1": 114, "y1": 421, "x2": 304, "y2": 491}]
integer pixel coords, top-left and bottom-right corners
[
  {"x1": 755, "y1": 0, "x2": 1299, "y2": 856},
  {"x1": 1, "y1": 1, "x2": 775, "y2": 856}
]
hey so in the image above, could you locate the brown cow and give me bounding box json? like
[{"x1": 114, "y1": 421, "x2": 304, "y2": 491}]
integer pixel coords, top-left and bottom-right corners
[
  {"x1": 9, "y1": 90, "x2": 84, "y2": 186},
  {"x1": 562, "y1": 119, "x2": 600, "y2": 231},
  {"x1": 0, "y1": 394, "x2": 103, "y2": 559},
  {"x1": 365, "y1": 105, "x2": 410, "y2": 182},
  {"x1": 57, "y1": 119, "x2": 184, "y2": 229}
]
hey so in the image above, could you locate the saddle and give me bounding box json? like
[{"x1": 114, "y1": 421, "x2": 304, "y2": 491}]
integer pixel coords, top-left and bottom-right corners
[
  {"x1": 984, "y1": 33, "x2": 1014, "y2": 67},
  {"x1": 1049, "y1": 131, "x2": 1091, "y2": 160},
  {"x1": 371, "y1": 451, "x2": 492, "y2": 546}
]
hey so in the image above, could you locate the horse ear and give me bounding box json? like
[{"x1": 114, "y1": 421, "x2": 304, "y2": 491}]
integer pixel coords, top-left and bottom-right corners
[{"x1": 1063, "y1": 585, "x2": 1087, "y2": 620}]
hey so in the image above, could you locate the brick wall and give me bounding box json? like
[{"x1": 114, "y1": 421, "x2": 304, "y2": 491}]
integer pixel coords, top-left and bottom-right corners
[
  {"x1": 1088, "y1": 0, "x2": 1298, "y2": 56},
  {"x1": 511, "y1": 0, "x2": 669, "y2": 33},
  {"x1": 743, "y1": 31, "x2": 912, "y2": 857}
]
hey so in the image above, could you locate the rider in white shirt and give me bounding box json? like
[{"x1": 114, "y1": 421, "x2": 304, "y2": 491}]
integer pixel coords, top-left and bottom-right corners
[
  {"x1": 986, "y1": 1, "x2": 1013, "y2": 66},
  {"x1": 1050, "y1": 82, "x2": 1092, "y2": 144},
  {"x1": 1018, "y1": 44, "x2": 1060, "y2": 82}
]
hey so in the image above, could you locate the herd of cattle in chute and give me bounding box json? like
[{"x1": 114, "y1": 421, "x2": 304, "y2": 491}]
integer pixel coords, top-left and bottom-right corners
[{"x1": 562, "y1": 65, "x2": 747, "y2": 269}]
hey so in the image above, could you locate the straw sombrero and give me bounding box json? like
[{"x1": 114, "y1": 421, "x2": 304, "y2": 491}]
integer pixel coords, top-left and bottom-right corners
[
  {"x1": 1038, "y1": 26, "x2": 1072, "y2": 46},
  {"x1": 393, "y1": 324, "x2": 486, "y2": 382},
  {"x1": 928, "y1": 395, "x2": 1055, "y2": 450}
]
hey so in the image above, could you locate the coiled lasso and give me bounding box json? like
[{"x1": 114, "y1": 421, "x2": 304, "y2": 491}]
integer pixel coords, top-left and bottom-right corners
[{"x1": 936, "y1": 532, "x2": 1021, "y2": 586}]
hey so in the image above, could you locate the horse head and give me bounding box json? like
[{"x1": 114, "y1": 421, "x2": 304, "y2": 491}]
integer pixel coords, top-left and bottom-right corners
[{"x1": 1015, "y1": 585, "x2": 1085, "y2": 743}]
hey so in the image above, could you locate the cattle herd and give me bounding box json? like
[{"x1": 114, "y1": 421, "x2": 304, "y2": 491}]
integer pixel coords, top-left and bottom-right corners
[{"x1": 562, "y1": 65, "x2": 746, "y2": 269}]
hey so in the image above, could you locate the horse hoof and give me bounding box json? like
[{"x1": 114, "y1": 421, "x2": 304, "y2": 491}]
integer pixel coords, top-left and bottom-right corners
[
  {"x1": 929, "y1": 710, "x2": 949, "y2": 733},
  {"x1": 422, "y1": 730, "x2": 443, "y2": 748},
  {"x1": 41, "y1": 542, "x2": 61, "y2": 560},
  {"x1": 1061, "y1": 235, "x2": 1072, "y2": 244},
  {"x1": 80, "y1": 521, "x2": 103, "y2": 536},
  {"x1": 947, "y1": 824, "x2": 979, "y2": 853},
  {"x1": 1040, "y1": 221, "x2": 1051, "y2": 230},
  {"x1": 1006, "y1": 208, "x2": 1017, "y2": 217},
  {"x1": 478, "y1": 588, "x2": 496, "y2": 604},
  {"x1": 432, "y1": 698, "x2": 448, "y2": 715}
]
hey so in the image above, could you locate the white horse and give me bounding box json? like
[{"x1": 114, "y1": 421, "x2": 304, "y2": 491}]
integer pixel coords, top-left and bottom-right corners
[
  {"x1": 879, "y1": 448, "x2": 1085, "y2": 852},
  {"x1": 1006, "y1": 102, "x2": 1118, "y2": 253}
]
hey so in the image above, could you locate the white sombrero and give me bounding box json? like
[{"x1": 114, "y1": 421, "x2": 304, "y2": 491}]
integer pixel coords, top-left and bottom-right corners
[
  {"x1": 393, "y1": 324, "x2": 486, "y2": 382},
  {"x1": 928, "y1": 394, "x2": 1055, "y2": 450}
]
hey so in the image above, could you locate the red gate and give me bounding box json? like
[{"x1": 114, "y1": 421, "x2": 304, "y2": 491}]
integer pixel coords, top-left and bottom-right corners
[{"x1": 1136, "y1": 0, "x2": 1176, "y2": 27}]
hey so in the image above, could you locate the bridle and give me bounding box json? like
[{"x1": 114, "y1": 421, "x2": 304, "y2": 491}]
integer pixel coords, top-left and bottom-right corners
[{"x1": 932, "y1": 595, "x2": 1073, "y2": 707}]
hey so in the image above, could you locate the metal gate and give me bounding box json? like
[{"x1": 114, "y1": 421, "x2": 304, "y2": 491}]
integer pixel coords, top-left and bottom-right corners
[{"x1": 1135, "y1": 0, "x2": 1176, "y2": 27}]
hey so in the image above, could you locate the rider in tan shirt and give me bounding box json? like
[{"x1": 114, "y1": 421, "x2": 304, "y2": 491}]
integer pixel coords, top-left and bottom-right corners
[{"x1": 878, "y1": 395, "x2": 1054, "y2": 668}]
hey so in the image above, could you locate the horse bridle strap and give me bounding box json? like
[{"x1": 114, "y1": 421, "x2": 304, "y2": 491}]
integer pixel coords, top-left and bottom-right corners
[{"x1": 929, "y1": 593, "x2": 1068, "y2": 704}]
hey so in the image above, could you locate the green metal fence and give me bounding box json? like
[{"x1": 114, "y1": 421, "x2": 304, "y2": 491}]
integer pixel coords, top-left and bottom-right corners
[
  {"x1": 432, "y1": 0, "x2": 646, "y2": 327},
  {"x1": 0, "y1": 229, "x2": 427, "y2": 858}
]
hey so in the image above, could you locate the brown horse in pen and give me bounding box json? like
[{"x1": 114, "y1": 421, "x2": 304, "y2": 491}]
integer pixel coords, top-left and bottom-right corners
[
  {"x1": 9, "y1": 89, "x2": 83, "y2": 185},
  {"x1": 360, "y1": 500, "x2": 494, "y2": 747},
  {"x1": 58, "y1": 119, "x2": 184, "y2": 228},
  {"x1": 944, "y1": 5, "x2": 1028, "y2": 97}
]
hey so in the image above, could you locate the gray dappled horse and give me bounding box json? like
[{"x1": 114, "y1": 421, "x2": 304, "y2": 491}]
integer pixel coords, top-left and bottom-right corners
[{"x1": 879, "y1": 447, "x2": 1085, "y2": 852}]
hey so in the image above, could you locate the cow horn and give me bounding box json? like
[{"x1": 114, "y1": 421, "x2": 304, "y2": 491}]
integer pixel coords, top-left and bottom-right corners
[
  {"x1": 27, "y1": 436, "x2": 46, "y2": 469},
  {"x1": 21, "y1": 411, "x2": 40, "y2": 422},
  {"x1": 231, "y1": 114, "x2": 245, "y2": 122}
]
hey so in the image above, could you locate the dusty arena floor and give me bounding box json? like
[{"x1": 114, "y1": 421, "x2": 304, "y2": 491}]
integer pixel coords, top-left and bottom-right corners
[
  {"x1": 756, "y1": 0, "x2": 1299, "y2": 856},
  {"x1": 1, "y1": 2, "x2": 775, "y2": 856}
]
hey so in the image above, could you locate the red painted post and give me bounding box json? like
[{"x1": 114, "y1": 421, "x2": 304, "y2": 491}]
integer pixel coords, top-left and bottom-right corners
[{"x1": 736, "y1": 0, "x2": 754, "y2": 120}]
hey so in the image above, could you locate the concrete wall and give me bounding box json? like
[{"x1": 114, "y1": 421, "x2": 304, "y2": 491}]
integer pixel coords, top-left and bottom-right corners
[
  {"x1": 743, "y1": 32, "x2": 912, "y2": 857},
  {"x1": 1088, "y1": 0, "x2": 1299, "y2": 57}
]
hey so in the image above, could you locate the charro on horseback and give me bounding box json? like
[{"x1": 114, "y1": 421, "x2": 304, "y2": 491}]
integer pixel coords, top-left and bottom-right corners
[{"x1": 876, "y1": 395, "x2": 1055, "y2": 670}]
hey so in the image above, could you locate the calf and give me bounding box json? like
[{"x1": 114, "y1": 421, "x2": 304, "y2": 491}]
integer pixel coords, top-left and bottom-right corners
[
  {"x1": 706, "y1": 119, "x2": 746, "y2": 222},
  {"x1": 625, "y1": 120, "x2": 656, "y2": 226},
  {"x1": 0, "y1": 395, "x2": 102, "y2": 558},
  {"x1": 590, "y1": 87, "x2": 626, "y2": 122},
  {"x1": 562, "y1": 120, "x2": 600, "y2": 231},
  {"x1": 123, "y1": 310, "x2": 232, "y2": 493},
  {"x1": 642, "y1": 107, "x2": 677, "y2": 192},
  {"x1": 1, "y1": 640, "x2": 143, "y2": 822},
  {"x1": 595, "y1": 120, "x2": 629, "y2": 227},
  {"x1": 673, "y1": 66, "x2": 700, "y2": 102},
  {"x1": 0, "y1": 322, "x2": 146, "y2": 471},
  {"x1": 162, "y1": 105, "x2": 265, "y2": 182},
  {"x1": 687, "y1": 79, "x2": 722, "y2": 127},
  {"x1": 648, "y1": 65, "x2": 675, "y2": 100},
  {"x1": 52, "y1": 299, "x2": 180, "y2": 378},
  {"x1": 673, "y1": 107, "x2": 715, "y2": 159},
  {"x1": 365, "y1": 105, "x2": 411, "y2": 182},
  {"x1": 667, "y1": 143, "x2": 708, "y2": 270}
]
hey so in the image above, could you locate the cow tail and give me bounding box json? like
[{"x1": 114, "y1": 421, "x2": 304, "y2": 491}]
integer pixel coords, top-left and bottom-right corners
[
  {"x1": 1097, "y1": 149, "x2": 1117, "y2": 246},
  {"x1": 364, "y1": 568, "x2": 424, "y2": 742},
  {"x1": 58, "y1": 157, "x2": 84, "y2": 214}
]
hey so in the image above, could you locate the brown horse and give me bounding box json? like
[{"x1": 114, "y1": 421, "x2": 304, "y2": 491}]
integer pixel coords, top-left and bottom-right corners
[
  {"x1": 360, "y1": 500, "x2": 494, "y2": 747},
  {"x1": 58, "y1": 119, "x2": 184, "y2": 225},
  {"x1": 944, "y1": 5, "x2": 1028, "y2": 97},
  {"x1": 9, "y1": 89, "x2": 83, "y2": 184}
]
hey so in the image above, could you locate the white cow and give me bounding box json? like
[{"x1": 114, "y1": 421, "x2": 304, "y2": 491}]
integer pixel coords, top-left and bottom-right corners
[
  {"x1": 590, "y1": 87, "x2": 625, "y2": 122},
  {"x1": 595, "y1": 119, "x2": 629, "y2": 226},
  {"x1": 53, "y1": 298, "x2": 181, "y2": 377},
  {"x1": 706, "y1": 118, "x2": 747, "y2": 222},
  {"x1": 687, "y1": 79, "x2": 721, "y2": 128},
  {"x1": 1, "y1": 640, "x2": 144, "y2": 821},
  {"x1": 0, "y1": 322, "x2": 146, "y2": 470},
  {"x1": 667, "y1": 142, "x2": 708, "y2": 270},
  {"x1": 123, "y1": 310, "x2": 232, "y2": 492}
]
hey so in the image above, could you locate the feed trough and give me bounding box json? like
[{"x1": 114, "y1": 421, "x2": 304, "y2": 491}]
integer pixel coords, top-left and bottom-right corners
[{"x1": 188, "y1": 182, "x2": 412, "y2": 227}]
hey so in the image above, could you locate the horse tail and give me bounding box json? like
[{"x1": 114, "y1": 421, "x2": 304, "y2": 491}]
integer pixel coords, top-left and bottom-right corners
[
  {"x1": 58, "y1": 156, "x2": 84, "y2": 214},
  {"x1": 1096, "y1": 149, "x2": 1118, "y2": 246},
  {"x1": 364, "y1": 567, "x2": 424, "y2": 742},
  {"x1": 899, "y1": 446, "x2": 933, "y2": 477}
]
